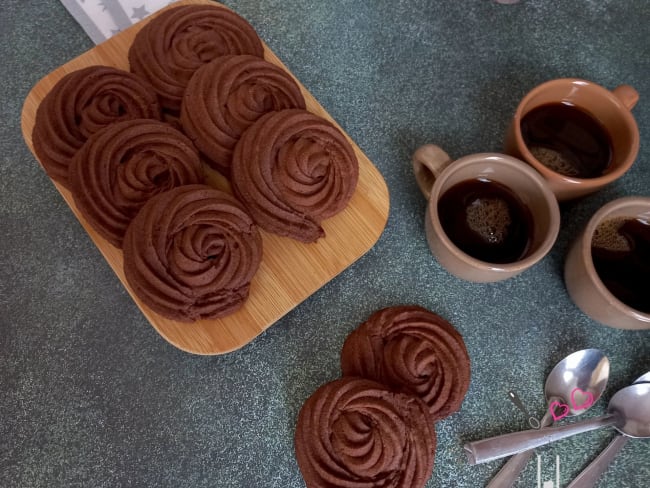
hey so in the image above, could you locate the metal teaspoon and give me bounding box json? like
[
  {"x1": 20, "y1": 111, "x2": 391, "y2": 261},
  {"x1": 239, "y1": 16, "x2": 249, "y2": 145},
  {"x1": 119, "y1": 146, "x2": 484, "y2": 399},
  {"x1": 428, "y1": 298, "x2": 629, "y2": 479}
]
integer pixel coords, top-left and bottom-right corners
[{"x1": 566, "y1": 371, "x2": 650, "y2": 488}]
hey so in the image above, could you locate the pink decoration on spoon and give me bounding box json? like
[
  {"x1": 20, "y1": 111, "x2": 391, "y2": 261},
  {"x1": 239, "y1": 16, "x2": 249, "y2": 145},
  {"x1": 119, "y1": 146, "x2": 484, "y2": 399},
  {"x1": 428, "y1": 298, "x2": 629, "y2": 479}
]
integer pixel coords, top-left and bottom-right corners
[
  {"x1": 571, "y1": 387, "x2": 595, "y2": 411},
  {"x1": 549, "y1": 400, "x2": 570, "y2": 421}
]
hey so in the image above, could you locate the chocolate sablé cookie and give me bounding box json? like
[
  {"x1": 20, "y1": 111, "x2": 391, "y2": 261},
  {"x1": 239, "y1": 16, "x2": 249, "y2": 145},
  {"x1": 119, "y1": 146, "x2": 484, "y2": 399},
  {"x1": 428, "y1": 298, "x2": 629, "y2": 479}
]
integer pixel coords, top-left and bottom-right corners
[
  {"x1": 231, "y1": 109, "x2": 359, "y2": 242},
  {"x1": 180, "y1": 54, "x2": 306, "y2": 175},
  {"x1": 32, "y1": 66, "x2": 161, "y2": 188},
  {"x1": 128, "y1": 4, "x2": 264, "y2": 114},
  {"x1": 341, "y1": 305, "x2": 471, "y2": 421},
  {"x1": 295, "y1": 377, "x2": 436, "y2": 488},
  {"x1": 68, "y1": 119, "x2": 204, "y2": 248},
  {"x1": 123, "y1": 185, "x2": 262, "y2": 322}
]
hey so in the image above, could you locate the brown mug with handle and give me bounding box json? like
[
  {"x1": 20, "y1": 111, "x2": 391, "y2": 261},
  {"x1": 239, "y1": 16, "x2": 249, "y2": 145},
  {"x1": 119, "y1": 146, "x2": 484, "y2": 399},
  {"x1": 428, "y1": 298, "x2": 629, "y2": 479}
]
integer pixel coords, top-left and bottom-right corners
[
  {"x1": 412, "y1": 145, "x2": 560, "y2": 282},
  {"x1": 505, "y1": 78, "x2": 640, "y2": 201}
]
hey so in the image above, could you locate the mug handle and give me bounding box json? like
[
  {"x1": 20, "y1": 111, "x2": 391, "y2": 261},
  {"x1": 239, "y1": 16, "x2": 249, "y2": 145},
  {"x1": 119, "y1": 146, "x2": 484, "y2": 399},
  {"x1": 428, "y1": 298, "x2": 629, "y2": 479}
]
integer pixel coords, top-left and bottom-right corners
[
  {"x1": 612, "y1": 85, "x2": 639, "y2": 110},
  {"x1": 412, "y1": 144, "x2": 453, "y2": 200}
]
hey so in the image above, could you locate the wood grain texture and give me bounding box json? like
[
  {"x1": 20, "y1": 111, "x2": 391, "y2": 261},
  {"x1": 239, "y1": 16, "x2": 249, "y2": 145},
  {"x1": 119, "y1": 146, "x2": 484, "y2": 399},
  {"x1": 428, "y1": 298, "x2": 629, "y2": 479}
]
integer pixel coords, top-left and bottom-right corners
[{"x1": 20, "y1": 0, "x2": 389, "y2": 355}]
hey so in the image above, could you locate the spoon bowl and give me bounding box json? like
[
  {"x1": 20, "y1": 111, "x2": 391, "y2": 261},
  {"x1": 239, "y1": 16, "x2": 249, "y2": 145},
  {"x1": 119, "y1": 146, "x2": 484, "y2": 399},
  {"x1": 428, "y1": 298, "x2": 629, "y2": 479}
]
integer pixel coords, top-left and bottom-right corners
[
  {"x1": 609, "y1": 382, "x2": 650, "y2": 438},
  {"x1": 634, "y1": 371, "x2": 650, "y2": 384},
  {"x1": 545, "y1": 348, "x2": 609, "y2": 415}
]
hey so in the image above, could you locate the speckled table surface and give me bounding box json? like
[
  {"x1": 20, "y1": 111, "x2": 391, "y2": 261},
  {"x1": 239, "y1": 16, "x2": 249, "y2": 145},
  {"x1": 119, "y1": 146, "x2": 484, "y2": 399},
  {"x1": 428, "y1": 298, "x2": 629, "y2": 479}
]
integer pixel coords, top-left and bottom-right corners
[{"x1": 1, "y1": 1, "x2": 649, "y2": 487}]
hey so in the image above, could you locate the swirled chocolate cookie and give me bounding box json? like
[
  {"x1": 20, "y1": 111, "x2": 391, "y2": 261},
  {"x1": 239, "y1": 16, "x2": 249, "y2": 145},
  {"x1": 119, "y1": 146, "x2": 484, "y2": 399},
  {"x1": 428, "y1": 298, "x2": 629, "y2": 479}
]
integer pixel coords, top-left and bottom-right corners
[
  {"x1": 340, "y1": 306, "x2": 471, "y2": 421},
  {"x1": 295, "y1": 377, "x2": 436, "y2": 488},
  {"x1": 231, "y1": 109, "x2": 359, "y2": 242},
  {"x1": 128, "y1": 4, "x2": 264, "y2": 114},
  {"x1": 32, "y1": 66, "x2": 161, "y2": 188},
  {"x1": 180, "y1": 55, "x2": 306, "y2": 175},
  {"x1": 123, "y1": 185, "x2": 263, "y2": 322},
  {"x1": 68, "y1": 119, "x2": 204, "y2": 248}
]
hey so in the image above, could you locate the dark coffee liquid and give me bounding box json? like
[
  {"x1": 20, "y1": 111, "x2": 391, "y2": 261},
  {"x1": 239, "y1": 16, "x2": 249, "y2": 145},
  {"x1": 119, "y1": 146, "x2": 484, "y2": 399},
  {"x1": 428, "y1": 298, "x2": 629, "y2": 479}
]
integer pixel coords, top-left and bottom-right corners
[
  {"x1": 437, "y1": 178, "x2": 534, "y2": 264},
  {"x1": 592, "y1": 217, "x2": 650, "y2": 313},
  {"x1": 521, "y1": 102, "x2": 612, "y2": 178}
]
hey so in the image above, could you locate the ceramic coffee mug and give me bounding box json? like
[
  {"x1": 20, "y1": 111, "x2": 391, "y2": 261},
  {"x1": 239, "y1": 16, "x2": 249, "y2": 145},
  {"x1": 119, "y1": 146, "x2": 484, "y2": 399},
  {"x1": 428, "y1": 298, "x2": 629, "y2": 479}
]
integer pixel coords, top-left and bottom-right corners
[
  {"x1": 565, "y1": 197, "x2": 650, "y2": 330},
  {"x1": 505, "y1": 78, "x2": 640, "y2": 201},
  {"x1": 412, "y1": 144, "x2": 560, "y2": 282}
]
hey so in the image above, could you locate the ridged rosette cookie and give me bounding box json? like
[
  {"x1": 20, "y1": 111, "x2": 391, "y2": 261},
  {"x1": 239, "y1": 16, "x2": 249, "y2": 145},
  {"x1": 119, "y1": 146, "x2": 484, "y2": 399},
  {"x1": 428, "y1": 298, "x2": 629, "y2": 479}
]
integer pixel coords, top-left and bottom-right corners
[
  {"x1": 231, "y1": 109, "x2": 359, "y2": 242},
  {"x1": 123, "y1": 185, "x2": 263, "y2": 322},
  {"x1": 68, "y1": 119, "x2": 204, "y2": 248},
  {"x1": 128, "y1": 4, "x2": 264, "y2": 114},
  {"x1": 341, "y1": 306, "x2": 471, "y2": 421},
  {"x1": 180, "y1": 55, "x2": 306, "y2": 175},
  {"x1": 32, "y1": 66, "x2": 161, "y2": 188},
  {"x1": 295, "y1": 377, "x2": 436, "y2": 488}
]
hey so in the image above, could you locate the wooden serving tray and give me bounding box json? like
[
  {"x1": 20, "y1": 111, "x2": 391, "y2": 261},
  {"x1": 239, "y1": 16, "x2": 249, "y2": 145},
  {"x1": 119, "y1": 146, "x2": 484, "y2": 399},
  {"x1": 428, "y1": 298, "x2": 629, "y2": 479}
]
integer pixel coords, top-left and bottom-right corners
[{"x1": 20, "y1": 0, "x2": 389, "y2": 355}]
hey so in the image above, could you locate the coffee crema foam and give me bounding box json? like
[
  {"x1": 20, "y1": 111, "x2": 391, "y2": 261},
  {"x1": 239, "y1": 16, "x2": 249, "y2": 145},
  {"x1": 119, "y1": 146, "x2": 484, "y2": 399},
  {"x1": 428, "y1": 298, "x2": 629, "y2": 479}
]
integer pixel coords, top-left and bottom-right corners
[
  {"x1": 530, "y1": 145, "x2": 580, "y2": 177},
  {"x1": 520, "y1": 103, "x2": 613, "y2": 179},
  {"x1": 592, "y1": 217, "x2": 632, "y2": 252},
  {"x1": 466, "y1": 197, "x2": 512, "y2": 244},
  {"x1": 437, "y1": 178, "x2": 533, "y2": 264}
]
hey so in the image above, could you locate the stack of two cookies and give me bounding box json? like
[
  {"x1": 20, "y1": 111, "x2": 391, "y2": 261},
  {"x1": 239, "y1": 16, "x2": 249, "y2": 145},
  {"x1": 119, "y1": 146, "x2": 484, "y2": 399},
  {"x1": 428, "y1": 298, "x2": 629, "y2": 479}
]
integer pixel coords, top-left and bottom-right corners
[{"x1": 294, "y1": 306, "x2": 472, "y2": 488}]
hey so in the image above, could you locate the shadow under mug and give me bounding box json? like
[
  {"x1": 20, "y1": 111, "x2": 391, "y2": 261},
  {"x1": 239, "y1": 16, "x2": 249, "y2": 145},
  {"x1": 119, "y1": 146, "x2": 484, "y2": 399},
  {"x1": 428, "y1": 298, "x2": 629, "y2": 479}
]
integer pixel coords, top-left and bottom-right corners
[
  {"x1": 565, "y1": 197, "x2": 650, "y2": 330},
  {"x1": 505, "y1": 78, "x2": 640, "y2": 201},
  {"x1": 412, "y1": 145, "x2": 560, "y2": 282}
]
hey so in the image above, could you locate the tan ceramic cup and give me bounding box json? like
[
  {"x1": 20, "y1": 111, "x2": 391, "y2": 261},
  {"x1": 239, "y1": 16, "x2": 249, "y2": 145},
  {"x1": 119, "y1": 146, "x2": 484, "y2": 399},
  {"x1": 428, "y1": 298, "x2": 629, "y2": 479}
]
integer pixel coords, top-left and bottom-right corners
[
  {"x1": 565, "y1": 197, "x2": 650, "y2": 330},
  {"x1": 412, "y1": 145, "x2": 560, "y2": 282},
  {"x1": 505, "y1": 78, "x2": 640, "y2": 201}
]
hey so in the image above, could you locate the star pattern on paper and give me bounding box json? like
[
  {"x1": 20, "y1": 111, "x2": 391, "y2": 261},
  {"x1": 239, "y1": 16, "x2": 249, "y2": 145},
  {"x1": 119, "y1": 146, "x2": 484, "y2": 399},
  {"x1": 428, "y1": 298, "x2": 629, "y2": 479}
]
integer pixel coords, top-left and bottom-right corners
[
  {"x1": 98, "y1": 0, "x2": 110, "y2": 11},
  {"x1": 131, "y1": 5, "x2": 150, "y2": 20}
]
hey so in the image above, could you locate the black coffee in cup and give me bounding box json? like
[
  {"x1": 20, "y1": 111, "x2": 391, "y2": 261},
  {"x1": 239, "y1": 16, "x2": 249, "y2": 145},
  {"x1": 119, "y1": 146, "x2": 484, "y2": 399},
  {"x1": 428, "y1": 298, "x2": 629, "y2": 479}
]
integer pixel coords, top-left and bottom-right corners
[
  {"x1": 437, "y1": 178, "x2": 534, "y2": 263},
  {"x1": 591, "y1": 217, "x2": 650, "y2": 313},
  {"x1": 520, "y1": 102, "x2": 613, "y2": 178}
]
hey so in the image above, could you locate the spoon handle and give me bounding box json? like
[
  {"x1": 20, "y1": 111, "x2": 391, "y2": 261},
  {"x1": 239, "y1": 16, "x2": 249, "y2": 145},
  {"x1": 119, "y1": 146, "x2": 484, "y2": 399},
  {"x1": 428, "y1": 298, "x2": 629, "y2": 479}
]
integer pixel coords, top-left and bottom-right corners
[
  {"x1": 486, "y1": 411, "x2": 553, "y2": 488},
  {"x1": 464, "y1": 414, "x2": 617, "y2": 465},
  {"x1": 566, "y1": 434, "x2": 628, "y2": 488},
  {"x1": 486, "y1": 449, "x2": 535, "y2": 488}
]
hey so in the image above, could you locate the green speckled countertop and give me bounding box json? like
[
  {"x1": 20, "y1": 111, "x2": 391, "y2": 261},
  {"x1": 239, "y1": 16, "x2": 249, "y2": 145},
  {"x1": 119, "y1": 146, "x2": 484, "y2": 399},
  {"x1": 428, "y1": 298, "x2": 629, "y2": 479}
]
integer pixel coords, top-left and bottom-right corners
[{"x1": 1, "y1": 1, "x2": 649, "y2": 487}]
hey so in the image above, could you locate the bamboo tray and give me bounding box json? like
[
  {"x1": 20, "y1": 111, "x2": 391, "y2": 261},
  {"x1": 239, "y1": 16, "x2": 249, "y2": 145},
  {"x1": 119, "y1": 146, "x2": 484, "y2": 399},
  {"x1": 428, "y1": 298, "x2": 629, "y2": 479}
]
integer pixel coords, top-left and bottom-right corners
[{"x1": 20, "y1": 0, "x2": 390, "y2": 355}]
